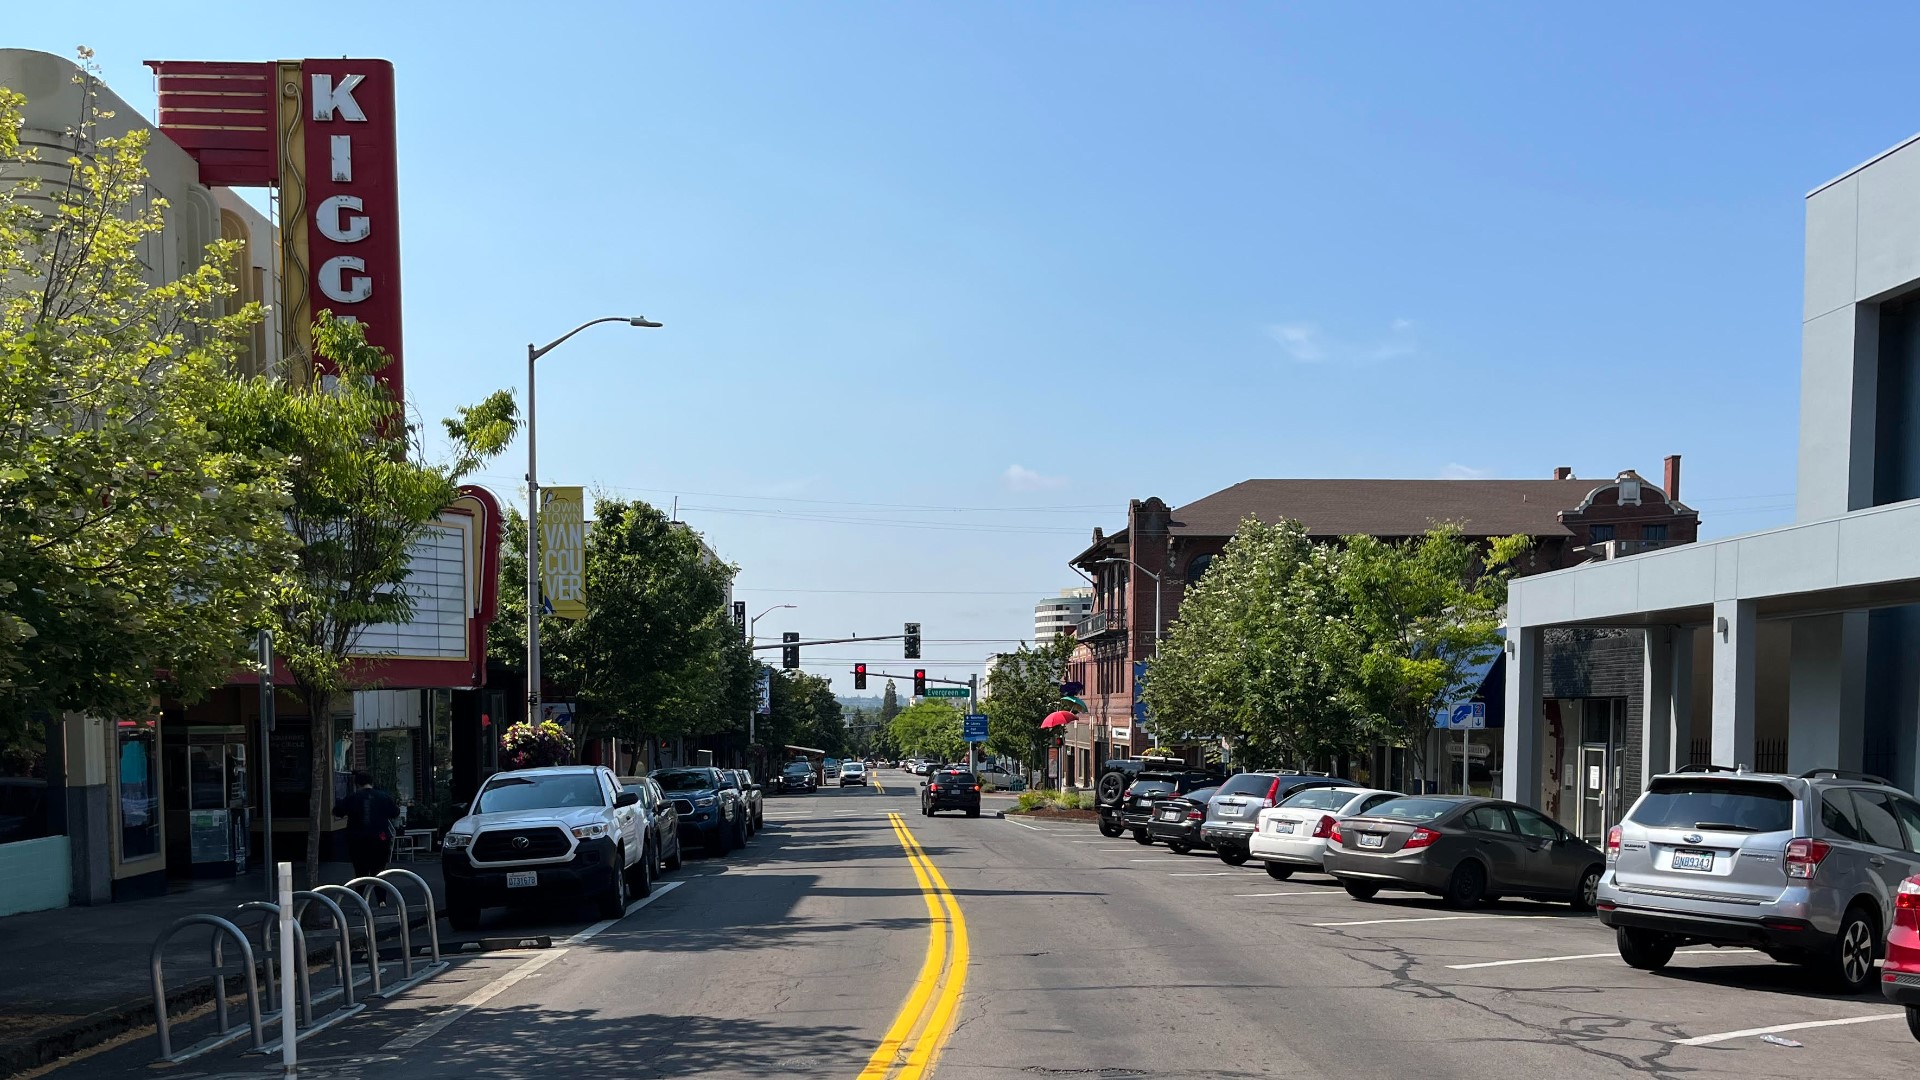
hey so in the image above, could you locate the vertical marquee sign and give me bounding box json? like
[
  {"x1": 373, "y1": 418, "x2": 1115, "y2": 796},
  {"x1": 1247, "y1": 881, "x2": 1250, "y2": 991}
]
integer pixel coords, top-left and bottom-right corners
[{"x1": 147, "y1": 58, "x2": 405, "y2": 402}]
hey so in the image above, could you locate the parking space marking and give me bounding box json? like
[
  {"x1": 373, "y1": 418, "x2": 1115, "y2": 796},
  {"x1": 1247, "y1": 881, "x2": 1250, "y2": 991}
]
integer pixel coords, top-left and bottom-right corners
[
  {"x1": 1311, "y1": 914, "x2": 1560, "y2": 928},
  {"x1": 1446, "y1": 946, "x2": 1750, "y2": 971},
  {"x1": 1232, "y1": 891, "x2": 1340, "y2": 898},
  {"x1": 1673, "y1": 1011, "x2": 1905, "y2": 1046},
  {"x1": 1006, "y1": 818, "x2": 1045, "y2": 832},
  {"x1": 1170, "y1": 872, "x2": 1237, "y2": 877}
]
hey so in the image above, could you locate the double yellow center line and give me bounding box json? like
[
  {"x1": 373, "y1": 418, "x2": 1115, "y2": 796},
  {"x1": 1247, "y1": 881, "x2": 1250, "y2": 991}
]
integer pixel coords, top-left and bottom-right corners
[{"x1": 859, "y1": 812, "x2": 969, "y2": 1080}]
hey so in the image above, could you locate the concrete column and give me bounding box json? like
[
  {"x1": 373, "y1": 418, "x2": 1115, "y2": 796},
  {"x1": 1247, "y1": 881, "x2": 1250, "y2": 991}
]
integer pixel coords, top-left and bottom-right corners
[
  {"x1": 1642, "y1": 627, "x2": 1673, "y2": 791},
  {"x1": 1671, "y1": 628, "x2": 1695, "y2": 768},
  {"x1": 62, "y1": 712, "x2": 112, "y2": 905},
  {"x1": 1501, "y1": 626, "x2": 1543, "y2": 806},
  {"x1": 1710, "y1": 600, "x2": 1758, "y2": 768},
  {"x1": 1787, "y1": 612, "x2": 1868, "y2": 775}
]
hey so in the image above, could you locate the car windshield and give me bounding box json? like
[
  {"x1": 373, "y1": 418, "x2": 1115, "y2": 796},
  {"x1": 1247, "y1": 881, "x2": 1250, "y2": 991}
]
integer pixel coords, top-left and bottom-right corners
[
  {"x1": 1283, "y1": 787, "x2": 1361, "y2": 811},
  {"x1": 1362, "y1": 798, "x2": 1460, "y2": 823},
  {"x1": 1632, "y1": 781, "x2": 1795, "y2": 832},
  {"x1": 784, "y1": 763, "x2": 811, "y2": 775},
  {"x1": 654, "y1": 769, "x2": 719, "y2": 792},
  {"x1": 1181, "y1": 787, "x2": 1219, "y2": 803},
  {"x1": 1217, "y1": 773, "x2": 1277, "y2": 796},
  {"x1": 475, "y1": 774, "x2": 605, "y2": 813}
]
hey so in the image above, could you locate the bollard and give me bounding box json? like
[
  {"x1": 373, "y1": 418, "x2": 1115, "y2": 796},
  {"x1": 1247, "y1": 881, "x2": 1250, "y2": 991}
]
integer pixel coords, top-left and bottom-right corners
[{"x1": 151, "y1": 914, "x2": 264, "y2": 1062}]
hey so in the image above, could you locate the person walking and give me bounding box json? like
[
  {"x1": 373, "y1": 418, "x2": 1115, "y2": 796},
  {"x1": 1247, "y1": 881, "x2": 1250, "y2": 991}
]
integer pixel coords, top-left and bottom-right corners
[{"x1": 333, "y1": 770, "x2": 400, "y2": 886}]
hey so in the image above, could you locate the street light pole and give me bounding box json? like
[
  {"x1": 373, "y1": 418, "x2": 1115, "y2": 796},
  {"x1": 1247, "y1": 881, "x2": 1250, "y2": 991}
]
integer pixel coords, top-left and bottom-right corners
[
  {"x1": 747, "y1": 604, "x2": 797, "y2": 753},
  {"x1": 526, "y1": 316, "x2": 661, "y2": 727}
]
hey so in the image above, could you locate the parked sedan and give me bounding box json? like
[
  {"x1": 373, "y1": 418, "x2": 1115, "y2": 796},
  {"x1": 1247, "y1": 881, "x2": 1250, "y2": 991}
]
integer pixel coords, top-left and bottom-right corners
[
  {"x1": 618, "y1": 775, "x2": 684, "y2": 876},
  {"x1": 1146, "y1": 786, "x2": 1219, "y2": 854},
  {"x1": 724, "y1": 769, "x2": 764, "y2": 832},
  {"x1": 1323, "y1": 796, "x2": 1604, "y2": 909},
  {"x1": 1251, "y1": 787, "x2": 1403, "y2": 880}
]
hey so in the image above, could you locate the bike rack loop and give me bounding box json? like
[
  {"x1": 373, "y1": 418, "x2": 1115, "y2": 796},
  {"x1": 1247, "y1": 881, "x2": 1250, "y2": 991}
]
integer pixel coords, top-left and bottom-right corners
[
  {"x1": 236, "y1": 901, "x2": 312, "y2": 1028},
  {"x1": 291, "y1": 889, "x2": 356, "y2": 1009},
  {"x1": 378, "y1": 867, "x2": 444, "y2": 967},
  {"x1": 345, "y1": 875, "x2": 422, "y2": 991},
  {"x1": 221, "y1": 903, "x2": 281, "y2": 1014},
  {"x1": 150, "y1": 914, "x2": 264, "y2": 1062},
  {"x1": 312, "y1": 884, "x2": 383, "y2": 998}
]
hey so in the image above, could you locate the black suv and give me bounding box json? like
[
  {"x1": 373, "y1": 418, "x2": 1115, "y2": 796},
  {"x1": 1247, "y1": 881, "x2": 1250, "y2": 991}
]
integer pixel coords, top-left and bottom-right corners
[
  {"x1": 921, "y1": 768, "x2": 981, "y2": 817},
  {"x1": 1096, "y1": 755, "x2": 1219, "y2": 839}
]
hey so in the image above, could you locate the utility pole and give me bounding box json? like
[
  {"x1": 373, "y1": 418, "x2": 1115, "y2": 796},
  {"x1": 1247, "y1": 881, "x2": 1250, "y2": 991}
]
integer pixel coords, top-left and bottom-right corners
[{"x1": 966, "y1": 673, "x2": 979, "y2": 774}]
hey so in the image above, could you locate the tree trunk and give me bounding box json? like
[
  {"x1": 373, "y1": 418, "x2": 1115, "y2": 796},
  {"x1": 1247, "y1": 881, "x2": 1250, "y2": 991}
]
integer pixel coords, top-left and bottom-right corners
[{"x1": 305, "y1": 689, "x2": 333, "y2": 888}]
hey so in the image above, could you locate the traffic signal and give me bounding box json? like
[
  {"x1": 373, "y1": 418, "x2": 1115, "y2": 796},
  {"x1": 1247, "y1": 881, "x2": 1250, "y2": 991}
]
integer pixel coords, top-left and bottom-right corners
[
  {"x1": 854, "y1": 663, "x2": 867, "y2": 690},
  {"x1": 913, "y1": 668, "x2": 927, "y2": 696},
  {"x1": 1054, "y1": 734, "x2": 1065, "y2": 748},
  {"x1": 782, "y1": 631, "x2": 800, "y2": 670},
  {"x1": 904, "y1": 622, "x2": 921, "y2": 660}
]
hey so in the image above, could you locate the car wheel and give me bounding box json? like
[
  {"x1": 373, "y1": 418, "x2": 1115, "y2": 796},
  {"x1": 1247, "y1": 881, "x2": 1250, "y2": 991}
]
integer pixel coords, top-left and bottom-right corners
[
  {"x1": 1218, "y1": 849, "x2": 1250, "y2": 867},
  {"x1": 1571, "y1": 865, "x2": 1603, "y2": 911},
  {"x1": 665, "y1": 837, "x2": 683, "y2": 872},
  {"x1": 1825, "y1": 904, "x2": 1879, "y2": 994},
  {"x1": 446, "y1": 887, "x2": 481, "y2": 932},
  {"x1": 629, "y1": 843, "x2": 654, "y2": 898},
  {"x1": 1168, "y1": 841, "x2": 1192, "y2": 855},
  {"x1": 1443, "y1": 860, "x2": 1488, "y2": 909},
  {"x1": 1342, "y1": 880, "x2": 1381, "y2": 900},
  {"x1": 922, "y1": 804, "x2": 933, "y2": 816},
  {"x1": 1265, "y1": 863, "x2": 1294, "y2": 881},
  {"x1": 966, "y1": 807, "x2": 980, "y2": 818},
  {"x1": 1906, "y1": 1006, "x2": 1920, "y2": 1044},
  {"x1": 1616, "y1": 926, "x2": 1676, "y2": 970},
  {"x1": 1098, "y1": 821, "x2": 1123, "y2": 838},
  {"x1": 1133, "y1": 830, "x2": 1153, "y2": 846},
  {"x1": 598, "y1": 853, "x2": 629, "y2": 918}
]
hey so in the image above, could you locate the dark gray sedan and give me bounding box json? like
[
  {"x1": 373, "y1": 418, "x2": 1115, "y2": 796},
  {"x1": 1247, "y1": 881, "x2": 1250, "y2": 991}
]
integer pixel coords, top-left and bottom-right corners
[{"x1": 1322, "y1": 796, "x2": 1604, "y2": 909}]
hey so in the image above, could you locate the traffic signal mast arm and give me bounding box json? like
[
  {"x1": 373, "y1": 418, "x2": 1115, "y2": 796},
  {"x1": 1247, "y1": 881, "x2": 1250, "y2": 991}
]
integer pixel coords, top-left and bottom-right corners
[
  {"x1": 749, "y1": 633, "x2": 905, "y2": 651},
  {"x1": 856, "y1": 668, "x2": 971, "y2": 686}
]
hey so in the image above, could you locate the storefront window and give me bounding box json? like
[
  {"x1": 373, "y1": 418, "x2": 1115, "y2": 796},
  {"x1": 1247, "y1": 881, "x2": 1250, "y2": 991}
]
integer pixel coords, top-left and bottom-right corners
[
  {"x1": 118, "y1": 719, "x2": 160, "y2": 859},
  {"x1": 367, "y1": 730, "x2": 417, "y2": 807},
  {"x1": 0, "y1": 715, "x2": 51, "y2": 846}
]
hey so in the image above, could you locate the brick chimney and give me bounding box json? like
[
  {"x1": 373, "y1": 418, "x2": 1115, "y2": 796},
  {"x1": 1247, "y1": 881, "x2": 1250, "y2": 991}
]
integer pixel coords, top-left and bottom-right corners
[
  {"x1": 1663, "y1": 454, "x2": 1681, "y2": 502},
  {"x1": 1553, "y1": 466, "x2": 1574, "y2": 480}
]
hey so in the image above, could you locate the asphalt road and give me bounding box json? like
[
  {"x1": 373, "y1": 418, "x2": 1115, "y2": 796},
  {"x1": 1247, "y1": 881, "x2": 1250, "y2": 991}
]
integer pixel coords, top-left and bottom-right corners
[{"x1": 37, "y1": 769, "x2": 1920, "y2": 1079}]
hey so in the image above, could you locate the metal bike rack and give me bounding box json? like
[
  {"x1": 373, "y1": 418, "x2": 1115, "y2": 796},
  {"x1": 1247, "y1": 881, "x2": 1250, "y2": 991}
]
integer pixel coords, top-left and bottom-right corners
[
  {"x1": 291, "y1": 889, "x2": 359, "y2": 1010},
  {"x1": 345, "y1": 874, "x2": 440, "y2": 995},
  {"x1": 236, "y1": 901, "x2": 312, "y2": 1028},
  {"x1": 150, "y1": 914, "x2": 264, "y2": 1063},
  {"x1": 378, "y1": 868, "x2": 446, "y2": 969},
  {"x1": 313, "y1": 883, "x2": 384, "y2": 998}
]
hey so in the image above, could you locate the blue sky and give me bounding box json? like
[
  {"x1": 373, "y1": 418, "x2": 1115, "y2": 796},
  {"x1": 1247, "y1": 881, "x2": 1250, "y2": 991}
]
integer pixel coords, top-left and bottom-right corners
[{"x1": 12, "y1": 3, "x2": 1920, "y2": 689}]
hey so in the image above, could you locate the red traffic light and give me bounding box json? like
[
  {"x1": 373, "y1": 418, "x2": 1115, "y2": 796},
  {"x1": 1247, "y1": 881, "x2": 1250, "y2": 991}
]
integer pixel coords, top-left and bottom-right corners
[
  {"x1": 854, "y1": 662, "x2": 867, "y2": 690},
  {"x1": 913, "y1": 668, "x2": 927, "y2": 696}
]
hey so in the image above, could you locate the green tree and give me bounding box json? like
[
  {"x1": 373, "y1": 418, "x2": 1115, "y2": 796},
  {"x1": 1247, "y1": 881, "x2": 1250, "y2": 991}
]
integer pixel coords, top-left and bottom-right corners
[
  {"x1": 1142, "y1": 519, "x2": 1364, "y2": 769},
  {"x1": 491, "y1": 499, "x2": 753, "y2": 747},
  {"x1": 982, "y1": 635, "x2": 1076, "y2": 777},
  {"x1": 218, "y1": 316, "x2": 516, "y2": 882},
  {"x1": 762, "y1": 669, "x2": 846, "y2": 757},
  {"x1": 879, "y1": 679, "x2": 901, "y2": 726},
  {"x1": 888, "y1": 699, "x2": 963, "y2": 763},
  {"x1": 0, "y1": 76, "x2": 292, "y2": 744},
  {"x1": 1336, "y1": 526, "x2": 1529, "y2": 779}
]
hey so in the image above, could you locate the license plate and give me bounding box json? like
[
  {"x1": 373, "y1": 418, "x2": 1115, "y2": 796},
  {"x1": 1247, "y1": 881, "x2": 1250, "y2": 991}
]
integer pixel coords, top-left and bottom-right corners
[
  {"x1": 506, "y1": 871, "x2": 537, "y2": 888},
  {"x1": 1217, "y1": 804, "x2": 1242, "y2": 817},
  {"x1": 1358, "y1": 833, "x2": 1385, "y2": 849},
  {"x1": 1671, "y1": 849, "x2": 1714, "y2": 872},
  {"x1": 1276, "y1": 821, "x2": 1296, "y2": 834},
  {"x1": 1159, "y1": 810, "x2": 1180, "y2": 821}
]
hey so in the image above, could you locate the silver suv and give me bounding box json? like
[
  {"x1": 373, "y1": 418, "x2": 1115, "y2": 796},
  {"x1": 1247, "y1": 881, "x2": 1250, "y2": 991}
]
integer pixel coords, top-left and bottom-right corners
[{"x1": 1596, "y1": 765, "x2": 1920, "y2": 993}]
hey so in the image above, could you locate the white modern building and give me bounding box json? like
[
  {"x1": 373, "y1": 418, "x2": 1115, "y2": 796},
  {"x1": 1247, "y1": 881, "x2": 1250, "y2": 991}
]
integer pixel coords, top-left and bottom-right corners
[
  {"x1": 1034, "y1": 588, "x2": 1093, "y2": 645},
  {"x1": 1503, "y1": 129, "x2": 1920, "y2": 827}
]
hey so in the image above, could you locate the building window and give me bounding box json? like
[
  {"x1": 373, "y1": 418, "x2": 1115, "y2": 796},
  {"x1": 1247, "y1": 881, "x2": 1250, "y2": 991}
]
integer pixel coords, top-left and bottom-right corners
[
  {"x1": 1186, "y1": 554, "x2": 1214, "y2": 586},
  {"x1": 1642, "y1": 524, "x2": 1668, "y2": 543},
  {"x1": 1589, "y1": 525, "x2": 1615, "y2": 543},
  {"x1": 117, "y1": 718, "x2": 160, "y2": 860}
]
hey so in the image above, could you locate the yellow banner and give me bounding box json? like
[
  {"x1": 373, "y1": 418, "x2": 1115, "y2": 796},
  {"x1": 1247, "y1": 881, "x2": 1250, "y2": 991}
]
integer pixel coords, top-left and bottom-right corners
[{"x1": 540, "y1": 486, "x2": 588, "y2": 621}]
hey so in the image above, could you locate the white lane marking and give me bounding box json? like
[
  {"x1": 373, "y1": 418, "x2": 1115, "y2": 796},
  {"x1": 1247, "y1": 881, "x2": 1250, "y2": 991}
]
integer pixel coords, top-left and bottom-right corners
[
  {"x1": 1232, "y1": 891, "x2": 1339, "y2": 898},
  {"x1": 383, "y1": 881, "x2": 681, "y2": 1052},
  {"x1": 1673, "y1": 1011, "x2": 1905, "y2": 1046},
  {"x1": 1447, "y1": 946, "x2": 1752, "y2": 971},
  {"x1": 1171, "y1": 872, "x2": 1237, "y2": 877},
  {"x1": 1006, "y1": 818, "x2": 1045, "y2": 832},
  {"x1": 1312, "y1": 914, "x2": 1559, "y2": 928}
]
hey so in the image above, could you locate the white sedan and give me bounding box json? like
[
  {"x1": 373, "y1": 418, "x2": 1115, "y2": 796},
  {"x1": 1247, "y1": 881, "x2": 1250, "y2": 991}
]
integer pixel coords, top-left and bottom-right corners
[{"x1": 1249, "y1": 787, "x2": 1403, "y2": 881}]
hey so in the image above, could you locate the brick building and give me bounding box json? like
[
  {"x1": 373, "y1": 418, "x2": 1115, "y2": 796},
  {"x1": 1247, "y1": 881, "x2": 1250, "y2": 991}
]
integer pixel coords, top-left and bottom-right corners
[{"x1": 1055, "y1": 460, "x2": 1699, "y2": 806}]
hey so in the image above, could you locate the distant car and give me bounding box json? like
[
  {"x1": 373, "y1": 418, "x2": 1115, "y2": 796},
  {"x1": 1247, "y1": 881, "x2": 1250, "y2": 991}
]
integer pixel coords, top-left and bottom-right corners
[
  {"x1": 1250, "y1": 787, "x2": 1403, "y2": 880},
  {"x1": 775, "y1": 761, "x2": 817, "y2": 794},
  {"x1": 618, "y1": 775, "x2": 684, "y2": 877},
  {"x1": 922, "y1": 768, "x2": 981, "y2": 817},
  {"x1": 1202, "y1": 772, "x2": 1358, "y2": 866},
  {"x1": 1324, "y1": 796, "x2": 1603, "y2": 909},
  {"x1": 840, "y1": 761, "x2": 869, "y2": 787},
  {"x1": 913, "y1": 761, "x2": 934, "y2": 776},
  {"x1": 1146, "y1": 786, "x2": 1219, "y2": 854},
  {"x1": 975, "y1": 763, "x2": 1018, "y2": 791},
  {"x1": 823, "y1": 758, "x2": 841, "y2": 780},
  {"x1": 655, "y1": 766, "x2": 748, "y2": 855},
  {"x1": 1883, "y1": 875, "x2": 1920, "y2": 1041}
]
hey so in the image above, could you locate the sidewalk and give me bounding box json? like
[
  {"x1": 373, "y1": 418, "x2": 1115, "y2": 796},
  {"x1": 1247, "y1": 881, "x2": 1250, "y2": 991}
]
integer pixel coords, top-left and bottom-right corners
[{"x1": 0, "y1": 859, "x2": 444, "y2": 1078}]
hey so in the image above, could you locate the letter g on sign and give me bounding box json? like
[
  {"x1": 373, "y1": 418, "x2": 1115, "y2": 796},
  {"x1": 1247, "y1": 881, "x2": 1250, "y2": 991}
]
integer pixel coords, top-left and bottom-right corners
[{"x1": 318, "y1": 256, "x2": 371, "y2": 304}]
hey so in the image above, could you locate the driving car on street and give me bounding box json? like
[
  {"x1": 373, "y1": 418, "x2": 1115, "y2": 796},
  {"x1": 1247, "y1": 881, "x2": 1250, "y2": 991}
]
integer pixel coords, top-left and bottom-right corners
[
  {"x1": 1324, "y1": 795, "x2": 1603, "y2": 909},
  {"x1": 441, "y1": 766, "x2": 649, "y2": 930},
  {"x1": 922, "y1": 768, "x2": 981, "y2": 817},
  {"x1": 1202, "y1": 772, "x2": 1357, "y2": 865},
  {"x1": 775, "y1": 760, "x2": 817, "y2": 794},
  {"x1": 618, "y1": 775, "x2": 684, "y2": 877},
  {"x1": 1251, "y1": 786, "x2": 1403, "y2": 880},
  {"x1": 1145, "y1": 785, "x2": 1218, "y2": 854},
  {"x1": 1597, "y1": 766, "x2": 1920, "y2": 993},
  {"x1": 840, "y1": 760, "x2": 869, "y2": 786},
  {"x1": 655, "y1": 766, "x2": 747, "y2": 855}
]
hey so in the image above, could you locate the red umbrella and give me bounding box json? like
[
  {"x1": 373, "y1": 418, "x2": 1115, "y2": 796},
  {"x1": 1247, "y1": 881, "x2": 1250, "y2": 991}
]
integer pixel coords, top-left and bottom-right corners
[{"x1": 1041, "y1": 710, "x2": 1075, "y2": 729}]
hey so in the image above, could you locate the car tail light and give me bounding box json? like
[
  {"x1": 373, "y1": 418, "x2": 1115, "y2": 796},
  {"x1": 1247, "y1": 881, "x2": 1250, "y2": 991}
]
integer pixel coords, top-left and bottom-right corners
[
  {"x1": 1896, "y1": 877, "x2": 1920, "y2": 931},
  {"x1": 1606, "y1": 825, "x2": 1621, "y2": 863},
  {"x1": 1784, "y1": 837, "x2": 1831, "y2": 880},
  {"x1": 1404, "y1": 827, "x2": 1440, "y2": 850},
  {"x1": 972, "y1": 785, "x2": 981, "y2": 792},
  {"x1": 1266, "y1": 778, "x2": 1283, "y2": 803},
  {"x1": 1329, "y1": 821, "x2": 1343, "y2": 845},
  {"x1": 1312, "y1": 815, "x2": 1337, "y2": 839},
  {"x1": 1187, "y1": 809, "x2": 1204, "y2": 821},
  {"x1": 929, "y1": 785, "x2": 940, "y2": 792}
]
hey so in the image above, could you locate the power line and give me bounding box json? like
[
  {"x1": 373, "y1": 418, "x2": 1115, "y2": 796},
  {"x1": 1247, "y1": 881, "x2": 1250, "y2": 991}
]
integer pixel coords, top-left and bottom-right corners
[
  {"x1": 471, "y1": 474, "x2": 1108, "y2": 514},
  {"x1": 734, "y1": 587, "x2": 1056, "y2": 596}
]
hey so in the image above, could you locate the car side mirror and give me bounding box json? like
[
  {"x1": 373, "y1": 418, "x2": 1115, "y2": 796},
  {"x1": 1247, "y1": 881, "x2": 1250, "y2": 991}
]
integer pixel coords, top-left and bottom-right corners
[
  {"x1": 751, "y1": 783, "x2": 763, "y2": 792},
  {"x1": 616, "y1": 791, "x2": 641, "y2": 808}
]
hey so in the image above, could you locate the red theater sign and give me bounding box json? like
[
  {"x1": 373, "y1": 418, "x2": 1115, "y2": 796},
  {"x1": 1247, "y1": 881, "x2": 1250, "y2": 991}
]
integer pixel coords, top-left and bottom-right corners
[{"x1": 147, "y1": 58, "x2": 405, "y2": 403}]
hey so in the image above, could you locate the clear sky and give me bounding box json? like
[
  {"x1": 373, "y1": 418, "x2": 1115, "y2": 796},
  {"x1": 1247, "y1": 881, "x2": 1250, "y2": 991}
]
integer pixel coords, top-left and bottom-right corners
[{"x1": 12, "y1": 3, "x2": 1920, "y2": 690}]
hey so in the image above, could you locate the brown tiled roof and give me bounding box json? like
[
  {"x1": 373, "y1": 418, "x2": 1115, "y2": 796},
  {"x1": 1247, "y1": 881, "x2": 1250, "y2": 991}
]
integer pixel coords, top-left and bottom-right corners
[{"x1": 1168, "y1": 479, "x2": 1607, "y2": 539}]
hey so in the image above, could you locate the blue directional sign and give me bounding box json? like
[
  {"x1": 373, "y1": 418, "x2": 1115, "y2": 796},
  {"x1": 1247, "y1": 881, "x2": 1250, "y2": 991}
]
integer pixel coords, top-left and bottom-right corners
[
  {"x1": 1445, "y1": 702, "x2": 1486, "y2": 731},
  {"x1": 962, "y1": 713, "x2": 989, "y2": 744}
]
